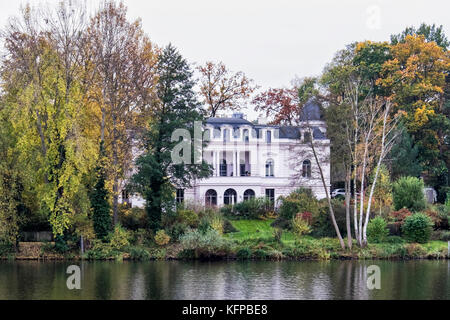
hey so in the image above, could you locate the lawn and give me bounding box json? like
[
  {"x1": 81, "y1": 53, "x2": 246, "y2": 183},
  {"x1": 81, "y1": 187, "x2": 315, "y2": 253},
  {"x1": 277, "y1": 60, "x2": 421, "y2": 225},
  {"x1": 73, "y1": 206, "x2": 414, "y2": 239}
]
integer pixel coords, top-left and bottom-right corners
[{"x1": 225, "y1": 219, "x2": 296, "y2": 243}]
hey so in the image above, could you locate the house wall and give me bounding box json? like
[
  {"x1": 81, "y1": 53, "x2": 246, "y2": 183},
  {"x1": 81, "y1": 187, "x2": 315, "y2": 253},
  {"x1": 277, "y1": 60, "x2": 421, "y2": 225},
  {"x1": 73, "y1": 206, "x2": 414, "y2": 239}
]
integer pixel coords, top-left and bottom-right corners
[{"x1": 123, "y1": 118, "x2": 331, "y2": 208}]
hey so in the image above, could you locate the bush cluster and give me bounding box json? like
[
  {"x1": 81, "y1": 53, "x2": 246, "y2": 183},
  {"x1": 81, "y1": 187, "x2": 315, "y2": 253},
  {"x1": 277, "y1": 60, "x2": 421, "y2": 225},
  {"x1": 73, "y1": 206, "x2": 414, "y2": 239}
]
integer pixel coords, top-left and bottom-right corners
[
  {"x1": 392, "y1": 177, "x2": 426, "y2": 212},
  {"x1": 402, "y1": 213, "x2": 433, "y2": 243}
]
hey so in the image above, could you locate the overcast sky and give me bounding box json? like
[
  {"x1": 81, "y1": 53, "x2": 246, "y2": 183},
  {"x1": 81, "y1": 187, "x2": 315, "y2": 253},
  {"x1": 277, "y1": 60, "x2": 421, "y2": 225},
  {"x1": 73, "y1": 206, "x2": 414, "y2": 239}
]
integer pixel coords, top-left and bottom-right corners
[{"x1": 0, "y1": 0, "x2": 448, "y2": 118}]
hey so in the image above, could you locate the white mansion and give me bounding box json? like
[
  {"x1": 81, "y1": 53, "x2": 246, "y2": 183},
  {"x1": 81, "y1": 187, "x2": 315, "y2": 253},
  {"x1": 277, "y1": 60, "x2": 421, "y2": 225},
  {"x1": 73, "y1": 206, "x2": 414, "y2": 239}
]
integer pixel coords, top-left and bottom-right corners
[{"x1": 125, "y1": 101, "x2": 331, "y2": 208}]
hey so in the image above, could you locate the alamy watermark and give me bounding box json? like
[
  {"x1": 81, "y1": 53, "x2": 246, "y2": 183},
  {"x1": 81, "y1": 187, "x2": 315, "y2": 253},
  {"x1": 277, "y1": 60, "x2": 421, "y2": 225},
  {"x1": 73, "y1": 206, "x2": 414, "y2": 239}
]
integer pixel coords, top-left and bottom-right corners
[
  {"x1": 66, "y1": 265, "x2": 81, "y2": 290},
  {"x1": 367, "y1": 265, "x2": 381, "y2": 290}
]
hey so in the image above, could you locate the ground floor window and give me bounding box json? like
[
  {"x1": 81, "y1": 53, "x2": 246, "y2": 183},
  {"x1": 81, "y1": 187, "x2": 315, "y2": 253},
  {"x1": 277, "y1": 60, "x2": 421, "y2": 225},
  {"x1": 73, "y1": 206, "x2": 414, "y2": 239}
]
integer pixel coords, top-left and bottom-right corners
[
  {"x1": 265, "y1": 189, "x2": 275, "y2": 208},
  {"x1": 243, "y1": 189, "x2": 255, "y2": 201},
  {"x1": 205, "y1": 189, "x2": 217, "y2": 207},
  {"x1": 224, "y1": 188, "x2": 237, "y2": 205},
  {"x1": 176, "y1": 189, "x2": 184, "y2": 204}
]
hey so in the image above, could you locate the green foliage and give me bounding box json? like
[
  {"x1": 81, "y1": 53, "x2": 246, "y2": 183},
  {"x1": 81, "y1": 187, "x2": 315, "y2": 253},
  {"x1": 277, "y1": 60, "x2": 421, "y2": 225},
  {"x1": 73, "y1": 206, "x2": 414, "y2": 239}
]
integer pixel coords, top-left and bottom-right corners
[
  {"x1": 83, "y1": 240, "x2": 122, "y2": 260},
  {"x1": 119, "y1": 207, "x2": 148, "y2": 231},
  {"x1": 291, "y1": 214, "x2": 311, "y2": 238},
  {"x1": 129, "y1": 44, "x2": 212, "y2": 232},
  {"x1": 278, "y1": 188, "x2": 319, "y2": 221},
  {"x1": 391, "y1": 23, "x2": 449, "y2": 50},
  {"x1": 0, "y1": 242, "x2": 15, "y2": 257},
  {"x1": 232, "y1": 197, "x2": 273, "y2": 219},
  {"x1": 180, "y1": 229, "x2": 229, "y2": 258},
  {"x1": 154, "y1": 230, "x2": 171, "y2": 246},
  {"x1": 389, "y1": 126, "x2": 422, "y2": 180},
  {"x1": 108, "y1": 224, "x2": 130, "y2": 251},
  {"x1": 223, "y1": 219, "x2": 238, "y2": 234},
  {"x1": 393, "y1": 177, "x2": 426, "y2": 212},
  {"x1": 236, "y1": 247, "x2": 252, "y2": 260},
  {"x1": 367, "y1": 217, "x2": 389, "y2": 243},
  {"x1": 177, "y1": 209, "x2": 199, "y2": 228},
  {"x1": 128, "y1": 246, "x2": 151, "y2": 261},
  {"x1": 273, "y1": 228, "x2": 283, "y2": 243},
  {"x1": 402, "y1": 213, "x2": 434, "y2": 243},
  {"x1": 89, "y1": 143, "x2": 112, "y2": 240}
]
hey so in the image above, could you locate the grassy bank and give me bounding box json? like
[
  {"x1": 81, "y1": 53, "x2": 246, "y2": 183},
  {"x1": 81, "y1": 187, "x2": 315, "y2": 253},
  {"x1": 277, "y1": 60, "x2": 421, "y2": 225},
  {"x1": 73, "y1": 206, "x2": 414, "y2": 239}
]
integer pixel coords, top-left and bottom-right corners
[{"x1": 2, "y1": 219, "x2": 449, "y2": 261}]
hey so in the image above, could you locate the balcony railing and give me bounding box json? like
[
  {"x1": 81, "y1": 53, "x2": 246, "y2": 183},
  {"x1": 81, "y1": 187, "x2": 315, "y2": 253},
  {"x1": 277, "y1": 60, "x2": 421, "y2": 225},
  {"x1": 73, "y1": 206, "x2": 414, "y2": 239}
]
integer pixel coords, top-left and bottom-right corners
[
  {"x1": 240, "y1": 164, "x2": 251, "y2": 176},
  {"x1": 219, "y1": 164, "x2": 251, "y2": 177}
]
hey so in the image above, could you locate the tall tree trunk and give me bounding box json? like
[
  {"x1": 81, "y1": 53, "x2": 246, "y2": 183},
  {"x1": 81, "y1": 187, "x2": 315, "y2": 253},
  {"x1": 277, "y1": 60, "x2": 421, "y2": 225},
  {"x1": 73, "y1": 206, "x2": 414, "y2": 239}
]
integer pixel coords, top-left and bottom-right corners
[
  {"x1": 310, "y1": 140, "x2": 346, "y2": 250},
  {"x1": 345, "y1": 167, "x2": 352, "y2": 249}
]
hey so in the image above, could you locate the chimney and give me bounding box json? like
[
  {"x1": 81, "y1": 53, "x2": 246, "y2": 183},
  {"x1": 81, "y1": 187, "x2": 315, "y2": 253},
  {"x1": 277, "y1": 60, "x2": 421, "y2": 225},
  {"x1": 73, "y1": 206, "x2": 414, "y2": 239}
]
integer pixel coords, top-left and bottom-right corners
[{"x1": 257, "y1": 117, "x2": 268, "y2": 125}]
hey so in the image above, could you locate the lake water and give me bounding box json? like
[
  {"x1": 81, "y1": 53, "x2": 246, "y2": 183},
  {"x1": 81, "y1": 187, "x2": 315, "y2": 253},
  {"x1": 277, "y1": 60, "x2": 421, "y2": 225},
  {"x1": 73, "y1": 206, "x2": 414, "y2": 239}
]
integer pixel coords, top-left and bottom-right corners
[{"x1": 0, "y1": 260, "x2": 449, "y2": 300}]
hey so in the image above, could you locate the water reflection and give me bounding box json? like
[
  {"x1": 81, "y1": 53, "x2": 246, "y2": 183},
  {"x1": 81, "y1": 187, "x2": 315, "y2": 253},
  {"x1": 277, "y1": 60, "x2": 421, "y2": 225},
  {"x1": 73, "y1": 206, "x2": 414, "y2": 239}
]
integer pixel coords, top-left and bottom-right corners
[{"x1": 0, "y1": 260, "x2": 449, "y2": 300}]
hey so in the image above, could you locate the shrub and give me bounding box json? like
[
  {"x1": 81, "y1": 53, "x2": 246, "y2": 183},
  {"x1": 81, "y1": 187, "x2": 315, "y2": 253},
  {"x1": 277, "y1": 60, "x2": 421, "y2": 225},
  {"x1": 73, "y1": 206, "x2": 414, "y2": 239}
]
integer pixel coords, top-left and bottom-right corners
[
  {"x1": 166, "y1": 222, "x2": 188, "y2": 241},
  {"x1": 402, "y1": 213, "x2": 433, "y2": 243},
  {"x1": 130, "y1": 228, "x2": 153, "y2": 246},
  {"x1": 311, "y1": 198, "x2": 350, "y2": 238},
  {"x1": 210, "y1": 216, "x2": 224, "y2": 235},
  {"x1": 177, "y1": 209, "x2": 199, "y2": 228},
  {"x1": 0, "y1": 242, "x2": 14, "y2": 257},
  {"x1": 118, "y1": 207, "x2": 148, "y2": 231},
  {"x1": 273, "y1": 228, "x2": 283, "y2": 243},
  {"x1": 389, "y1": 208, "x2": 413, "y2": 225},
  {"x1": 236, "y1": 247, "x2": 252, "y2": 259},
  {"x1": 385, "y1": 236, "x2": 405, "y2": 244},
  {"x1": 392, "y1": 177, "x2": 426, "y2": 212},
  {"x1": 154, "y1": 230, "x2": 171, "y2": 246},
  {"x1": 128, "y1": 246, "x2": 151, "y2": 261},
  {"x1": 84, "y1": 240, "x2": 121, "y2": 260},
  {"x1": 291, "y1": 214, "x2": 311, "y2": 238},
  {"x1": 367, "y1": 217, "x2": 389, "y2": 243},
  {"x1": 223, "y1": 219, "x2": 238, "y2": 233},
  {"x1": 253, "y1": 249, "x2": 268, "y2": 259},
  {"x1": 232, "y1": 198, "x2": 272, "y2": 219},
  {"x1": 180, "y1": 229, "x2": 229, "y2": 258},
  {"x1": 108, "y1": 224, "x2": 130, "y2": 251},
  {"x1": 278, "y1": 189, "x2": 319, "y2": 221}
]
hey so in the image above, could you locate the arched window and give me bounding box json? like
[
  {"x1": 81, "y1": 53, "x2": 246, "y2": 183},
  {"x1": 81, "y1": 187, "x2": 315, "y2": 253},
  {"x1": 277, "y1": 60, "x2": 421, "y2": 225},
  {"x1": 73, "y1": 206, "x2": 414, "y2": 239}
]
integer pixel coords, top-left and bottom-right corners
[
  {"x1": 224, "y1": 189, "x2": 237, "y2": 205},
  {"x1": 243, "y1": 189, "x2": 255, "y2": 201},
  {"x1": 243, "y1": 129, "x2": 249, "y2": 143},
  {"x1": 302, "y1": 160, "x2": 311, "y2": 178},
  {"x1": 205, "y1": 189, "x2": 217, "y2": 207},
  {"x1": 265, "y1": 159, "x2": 274, "y2": 177}
]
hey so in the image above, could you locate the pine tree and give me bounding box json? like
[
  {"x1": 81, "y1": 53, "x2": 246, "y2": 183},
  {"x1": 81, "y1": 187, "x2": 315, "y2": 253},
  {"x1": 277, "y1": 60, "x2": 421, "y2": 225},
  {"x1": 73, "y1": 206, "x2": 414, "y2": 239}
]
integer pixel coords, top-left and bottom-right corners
[{"x1": 130, "y1": 44, "x2": 212, "y2": 231}]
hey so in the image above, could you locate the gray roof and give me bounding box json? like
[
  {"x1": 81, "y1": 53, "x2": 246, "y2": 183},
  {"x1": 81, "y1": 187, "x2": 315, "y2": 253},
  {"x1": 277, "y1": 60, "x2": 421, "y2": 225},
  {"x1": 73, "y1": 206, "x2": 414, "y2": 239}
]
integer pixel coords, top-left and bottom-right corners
[
  {"x1": 207, "y1": 117, "x2": 253, "y2": 126},
  {"x1": 206, "y1": 111, "x2": 326, "y2": 140},
  {"x1": 299, "y1": 100, "x2": 323, "y2": 121},
  {"x1": 278, "y1": 126, "x2": 301, "y2": 139}
]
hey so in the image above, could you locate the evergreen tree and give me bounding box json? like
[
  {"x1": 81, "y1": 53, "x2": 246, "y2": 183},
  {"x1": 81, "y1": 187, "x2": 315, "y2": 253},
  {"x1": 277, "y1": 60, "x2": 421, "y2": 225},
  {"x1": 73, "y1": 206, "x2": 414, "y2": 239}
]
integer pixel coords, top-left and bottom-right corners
[
  {"x1": 89, "y1": 142, "x2": 112, "y2": 240},
  {"x1": 130, "y1": 45, "x2": 212, "y2": 231},
  {"x1": 388, "y1": 124, "x2": 423, "y2": 180}
]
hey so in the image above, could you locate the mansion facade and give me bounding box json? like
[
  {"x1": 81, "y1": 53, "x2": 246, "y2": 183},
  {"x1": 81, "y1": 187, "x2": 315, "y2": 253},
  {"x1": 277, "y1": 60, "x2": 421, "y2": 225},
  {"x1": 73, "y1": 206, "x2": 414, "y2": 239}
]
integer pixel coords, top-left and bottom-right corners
[{"x1": 124, "y1": 101, "x2": 330, "y2": 208}]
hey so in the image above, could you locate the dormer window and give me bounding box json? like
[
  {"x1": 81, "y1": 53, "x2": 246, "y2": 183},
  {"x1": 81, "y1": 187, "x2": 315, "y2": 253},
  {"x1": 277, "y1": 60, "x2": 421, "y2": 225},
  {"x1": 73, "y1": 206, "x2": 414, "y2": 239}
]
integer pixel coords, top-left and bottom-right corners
[
  {"x1": 243, "y1": 129, "x2": 249, "y2": 143},
  {"x1": 223, "y1": 129, "x2": 230, "y2": 142},
  {"x1": 304, "y1": 131, "x2": 311, "y2": 143}
]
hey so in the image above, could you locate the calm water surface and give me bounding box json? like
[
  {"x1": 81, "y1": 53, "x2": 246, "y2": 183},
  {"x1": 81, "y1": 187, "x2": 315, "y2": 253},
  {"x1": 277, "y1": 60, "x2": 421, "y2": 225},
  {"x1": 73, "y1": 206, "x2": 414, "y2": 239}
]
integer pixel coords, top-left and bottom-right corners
[{"x1": 0, "y1": 260, "x2": 449, "y2": 300}]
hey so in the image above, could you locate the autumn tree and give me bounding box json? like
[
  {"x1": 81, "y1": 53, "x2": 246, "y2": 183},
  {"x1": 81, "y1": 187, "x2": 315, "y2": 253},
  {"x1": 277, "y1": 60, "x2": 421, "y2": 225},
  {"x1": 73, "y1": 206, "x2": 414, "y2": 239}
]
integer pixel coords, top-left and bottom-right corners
[
  {"x1": 198, "y1": 61, "x2": 257, "y2": 117},
  {"x1": 1, "y1": 2, "x2": 98, "y2": 236},
  {"x1": 87, "y1": 0, "x2": 158, "y2": 225},
  {"x1": 378, "y1": 34, "x2": 450, "y2": 200}
]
